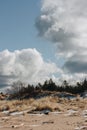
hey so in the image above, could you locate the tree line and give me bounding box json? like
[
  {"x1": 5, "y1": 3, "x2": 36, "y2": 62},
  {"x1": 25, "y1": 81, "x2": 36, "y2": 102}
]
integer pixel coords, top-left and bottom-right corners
[{"x1": 7, "y1": 78, "x2": 87, "y2": 99}]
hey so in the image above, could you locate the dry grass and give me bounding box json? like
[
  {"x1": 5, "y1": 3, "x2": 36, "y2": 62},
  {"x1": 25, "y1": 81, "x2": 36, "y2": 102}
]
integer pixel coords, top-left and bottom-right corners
[
  {"x1": 34, "y1": 103, "x2": 53, "y2": 112},
  {"x1": 0, "y1": 98, "x2": 35, "y2": 112},
  {"x1": 0, "y1": 96, "x2": 87, "y2": 114}
]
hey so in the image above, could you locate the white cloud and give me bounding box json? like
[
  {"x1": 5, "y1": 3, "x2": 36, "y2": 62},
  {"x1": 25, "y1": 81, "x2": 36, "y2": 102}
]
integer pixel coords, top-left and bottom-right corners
[
  {"x1": 36, "y1": 0, "x2": 87, "y2": 78},
  {"x1": 0, "y1": 48, "x2": 59, "y2": 90}
]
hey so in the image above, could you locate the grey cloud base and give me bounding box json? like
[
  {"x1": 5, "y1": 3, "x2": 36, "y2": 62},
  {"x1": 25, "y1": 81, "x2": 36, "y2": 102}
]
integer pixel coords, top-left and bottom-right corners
[{"x1": 36, "y1": 0, "x2": 87, "y2": 75}]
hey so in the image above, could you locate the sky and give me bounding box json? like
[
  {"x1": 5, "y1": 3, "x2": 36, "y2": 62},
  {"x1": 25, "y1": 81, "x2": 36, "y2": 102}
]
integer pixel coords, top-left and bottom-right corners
[
  {"x1": 0, "y1": 0, "x2": 56, "y2": 61},
  {"x1": 0, "y1": 0, "x2": 87, "y2": 91}
]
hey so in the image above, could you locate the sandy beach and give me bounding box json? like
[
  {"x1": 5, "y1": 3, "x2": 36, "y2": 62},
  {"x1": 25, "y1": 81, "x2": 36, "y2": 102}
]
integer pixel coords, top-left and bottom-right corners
[
  {"x1": 0, "y1": 112, "x2": 84, "y2": 130},
  {"x1": 0, "y1": 96, "x2": 87, "y2": 130}
]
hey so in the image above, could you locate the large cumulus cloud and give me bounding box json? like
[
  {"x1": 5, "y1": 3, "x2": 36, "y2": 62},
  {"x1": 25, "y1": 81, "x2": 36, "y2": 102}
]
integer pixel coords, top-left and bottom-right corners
[
  {"x1": 36, "y1": 0, "x2": 87, "y2": 76},
  {"x1": 0, "y1": 49, "x2": 59, "y2": 90}
]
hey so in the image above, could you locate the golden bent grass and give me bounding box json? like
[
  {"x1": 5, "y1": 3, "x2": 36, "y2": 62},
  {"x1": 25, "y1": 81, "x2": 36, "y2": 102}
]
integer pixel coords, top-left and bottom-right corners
[{"x1": 0, "y1": 96, "x2": 86, "y2": 114}]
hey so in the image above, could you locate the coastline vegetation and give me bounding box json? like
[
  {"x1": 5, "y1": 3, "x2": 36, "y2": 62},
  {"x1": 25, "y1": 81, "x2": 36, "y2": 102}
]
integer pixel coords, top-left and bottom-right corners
[{"x1": 6, "y1": 78, "x2": 87, "y2": 100}]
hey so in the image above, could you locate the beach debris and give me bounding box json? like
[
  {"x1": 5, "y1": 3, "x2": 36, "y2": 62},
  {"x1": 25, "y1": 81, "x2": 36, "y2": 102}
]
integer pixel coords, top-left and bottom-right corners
[
  {"x1": 65, "y1": 109, "x2": 78, "y2": 116},
  {"x1": 41, "y1": 109, "x2": 51, "y2": 115},
  {"x1": 11, "y1": 123, "x2": 24, "y2": 128},
  {"x1": 75, "y1": 125, "x2": 87, "y2": 130},
  {"x1": 27, "y1": 110, "x2": 44, "y2": 116},
  {"x1": 50, "y1": 111, "x2": 62, "y2": 115},
  {"x1": 42, "y1": 120, "x2": 54, "y2": 124},
  {"x1": 10, "y1": 111, "x2": 24, "y2": 116},
  {"x1": 28, "y1": 109, "x2": 51, "y2": 115},
  {"x1": 28, "y1": 113, "x2": 44, "y2": 116},
  {"x1": 10, "y1": 110, "x2": 28, "y2": 116}
]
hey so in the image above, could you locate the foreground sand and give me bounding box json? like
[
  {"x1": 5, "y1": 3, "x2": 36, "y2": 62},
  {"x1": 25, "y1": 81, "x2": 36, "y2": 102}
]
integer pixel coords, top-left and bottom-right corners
[
  {"x1": 0, "y1": 111, "x2": 85, "y2": 130},
  {"x1": 0, "y1": 96, "x2": 87, "y2": 130}
]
